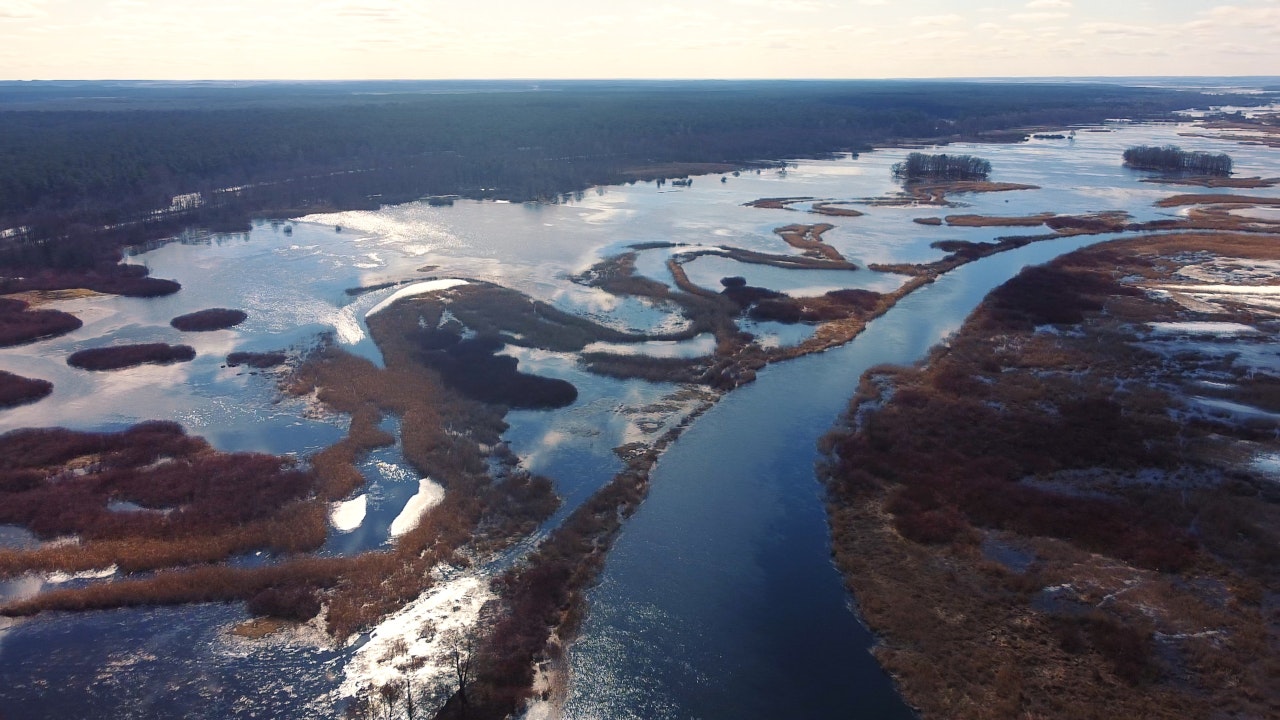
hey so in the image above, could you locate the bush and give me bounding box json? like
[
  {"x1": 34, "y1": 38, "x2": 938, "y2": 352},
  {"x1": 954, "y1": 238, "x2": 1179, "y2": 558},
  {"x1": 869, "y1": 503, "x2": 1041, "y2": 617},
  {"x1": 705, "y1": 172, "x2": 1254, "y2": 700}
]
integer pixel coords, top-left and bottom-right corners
[
  {"x1": 0, "y1": 298, "x2": 83, "y2": 347},
  {"x1": 67, "y1": 343, "x2": 196, "y2": 370},
  {"x1": 170, "y1": 308, "x2": 247, "y2": 331},
  {"x1": 0, "y1": 370, "x2": 53, "y2": 408}
]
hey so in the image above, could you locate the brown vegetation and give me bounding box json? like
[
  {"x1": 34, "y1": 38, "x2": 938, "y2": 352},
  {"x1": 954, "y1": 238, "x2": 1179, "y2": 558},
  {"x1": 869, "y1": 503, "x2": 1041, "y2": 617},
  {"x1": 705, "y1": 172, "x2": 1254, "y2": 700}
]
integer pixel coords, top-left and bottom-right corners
[
  {"x1": 67, "y1": 343, "x2": 196, "y2": 370},
  {"x1": 810, "y1": 202, "x2": 864, "y2": 217},
  {"x1": 944, "y1": 212, "x2": 1056, "y2": 227},
  {"x1": 170, "y1": 308, "x2": 248, "y2": 331},
  {"x1": 0, "y1": 370, "x2": 53, "y2": 409},
  {"x1": 745, "y1": 196, "x2": 814, "y2": 210},
  {"x1": 0, "y1": 296, "x2": 82, "y2": 346},
  {"x1": 821, "y1": 232, "x2": 1280, "y2": 718},
  {"x1": 899, "y1": 180, "x2": 1039, "y2": 206},
  {"x1": 912, "y1": 216, "x2": 943, "y2": 226},
  {"x1": 225, "y1": 350, "x2": 288, "y2": 368},
  {"x1": 0, "y1": 422, "x2": 329, "y2": 579},
  {"x1": 0, "y1": 265, "x2": 180, "y2": 298},
  {"x1": 1143, "y1": 176, "x2": 1278, "y2": 189},
  {"x1": 773, "y1": 223, "x2": 848, "y2": 262},
  {"x1": 1155, "y1": 193, "x2": 1280, "y2": 208}
]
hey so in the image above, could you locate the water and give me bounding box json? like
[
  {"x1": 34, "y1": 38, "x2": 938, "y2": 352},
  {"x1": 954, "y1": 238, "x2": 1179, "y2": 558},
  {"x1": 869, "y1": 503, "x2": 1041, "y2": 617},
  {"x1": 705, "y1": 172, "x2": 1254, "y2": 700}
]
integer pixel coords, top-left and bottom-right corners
[
  {"x1": 563, "y1": 233, "x2": 1125, "y2": 719},
  {"x1": 0, "y1": 113, "x2": 1276, "y2": 718}
]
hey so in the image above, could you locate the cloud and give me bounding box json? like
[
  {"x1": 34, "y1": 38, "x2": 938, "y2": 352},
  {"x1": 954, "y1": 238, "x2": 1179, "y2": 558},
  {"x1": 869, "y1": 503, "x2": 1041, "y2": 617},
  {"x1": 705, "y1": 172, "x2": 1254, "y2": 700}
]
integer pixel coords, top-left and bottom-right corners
[
  {"x1": 0, "y1": 1, "x2": 44, "y2": 20},
  {"x1": 1080, "y1": 22, "x2": 1163, "y2": 37},
  {"x1": 1026, "y1": 0, "x2": 1071, "y2": 7},
  {"x1": 909, "y1": 14, "x2": 964, "y2": 27},
  {"x1": 1010, "y1": 12, "x2": 1068, "y2": 21}
]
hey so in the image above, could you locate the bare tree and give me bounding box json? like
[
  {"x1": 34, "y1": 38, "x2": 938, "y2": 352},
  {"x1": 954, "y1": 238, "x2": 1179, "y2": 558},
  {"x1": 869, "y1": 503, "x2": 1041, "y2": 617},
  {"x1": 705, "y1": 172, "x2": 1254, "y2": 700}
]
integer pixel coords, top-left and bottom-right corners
[{"x1": 443, "y1": 627, "x2": 476, "y2": 714}]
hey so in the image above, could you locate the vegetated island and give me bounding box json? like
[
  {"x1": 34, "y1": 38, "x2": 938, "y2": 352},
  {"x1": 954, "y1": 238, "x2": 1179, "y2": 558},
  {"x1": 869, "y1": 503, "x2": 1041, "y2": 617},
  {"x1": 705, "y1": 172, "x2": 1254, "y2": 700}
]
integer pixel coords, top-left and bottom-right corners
[
  {"x1": 1123, "y1": 144, "x2": 1233, "y2": 176},
  {"x1": 170, "y1": 308, "x2": 248, "y2": 331},
  {"x1": 0, "y1": 370, "x2": 53, "y2": 409},
  {"x1": 225, "y1": 350, "x2": 288, "y2": 369},
  {"x1": 67, "y1": 343, "x2": 196, "y2": 371},
  {"x1": 892, "y1": 152, "x2": 992, "y2": 181},
  {"x1": 821, "y1": 231, "x2": 1280, "y2": 719},
  {"x1": 0, "y1": 297, "x2": 82, "y2": 347}
]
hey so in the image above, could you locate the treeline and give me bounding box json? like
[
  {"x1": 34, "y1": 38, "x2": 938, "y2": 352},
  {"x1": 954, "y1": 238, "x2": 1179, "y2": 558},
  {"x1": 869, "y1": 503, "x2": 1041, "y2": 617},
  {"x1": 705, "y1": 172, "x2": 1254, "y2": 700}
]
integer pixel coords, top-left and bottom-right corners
[
  {"x1": 892, "y1": 152, "x2": 991, "y2": 181},
  {"x1": 1123, "y1": 145, "x2": 1233, "y2": 176},
  {"x1": 0, "y1": 81, "x2": 1260, "y2": 272}
]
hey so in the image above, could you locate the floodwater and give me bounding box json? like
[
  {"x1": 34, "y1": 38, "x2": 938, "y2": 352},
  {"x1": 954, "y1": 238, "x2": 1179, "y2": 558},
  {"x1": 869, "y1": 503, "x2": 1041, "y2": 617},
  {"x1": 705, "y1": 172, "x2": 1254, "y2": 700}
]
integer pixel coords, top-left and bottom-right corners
[{"x1": 1, "y1": 112, "x2": 1277, "y2": 718}]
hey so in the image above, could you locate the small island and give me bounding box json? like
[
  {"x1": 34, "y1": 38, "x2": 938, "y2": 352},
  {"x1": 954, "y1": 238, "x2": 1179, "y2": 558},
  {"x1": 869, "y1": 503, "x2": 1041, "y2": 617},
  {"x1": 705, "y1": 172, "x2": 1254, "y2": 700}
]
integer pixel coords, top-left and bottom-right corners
[
  {"x1": 1123, "y1": 144, "x2": 1233, "y2": 176},
  {"x1": 170, "y1": 308, "x2": 248, "y2": 332},
  {"x1": 0, "y1": 297, "x2": 83, "y2": 347},
  {"x1": 0, "y1": 370, "x2": 53, "y2": 409},
  {"x1": 67, "y1": 343, "x2": 196, "y2": 371},
  {"x1": 892, "y1": 152, "x2": 992, "y2": 181}
]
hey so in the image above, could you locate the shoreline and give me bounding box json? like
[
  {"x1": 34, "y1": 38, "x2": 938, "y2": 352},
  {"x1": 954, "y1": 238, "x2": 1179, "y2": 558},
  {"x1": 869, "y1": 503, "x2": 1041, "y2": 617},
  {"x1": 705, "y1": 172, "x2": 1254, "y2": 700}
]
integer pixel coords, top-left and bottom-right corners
[{"x1": 820, "y1": 230, "x2": 1280, "y2": 718}]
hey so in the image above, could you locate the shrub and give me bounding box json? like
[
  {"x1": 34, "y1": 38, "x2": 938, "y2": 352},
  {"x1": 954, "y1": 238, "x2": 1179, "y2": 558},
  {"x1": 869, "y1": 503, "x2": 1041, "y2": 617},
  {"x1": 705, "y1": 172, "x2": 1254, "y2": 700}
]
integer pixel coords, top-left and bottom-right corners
[
  {"x1": 170, "y1": 308, "x2": 247, "y2": 331},
  {"x1": 67, "y1": 343, "x2": 196, "y2": 370},
  {"x1": 0, "y1": 370, "x2": 53, "y2": 408}
]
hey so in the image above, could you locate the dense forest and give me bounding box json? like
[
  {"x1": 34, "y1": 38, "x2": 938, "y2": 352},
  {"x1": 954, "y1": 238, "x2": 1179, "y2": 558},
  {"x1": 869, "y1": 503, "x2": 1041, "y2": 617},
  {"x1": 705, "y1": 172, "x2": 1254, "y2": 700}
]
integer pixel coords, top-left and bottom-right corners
[
  {"x1": 1122, "y1": 144, "x2": 1234, "y2": 175},
  {"x1": 0, "y1": 80, "x2": 1265, "y2": 272}
]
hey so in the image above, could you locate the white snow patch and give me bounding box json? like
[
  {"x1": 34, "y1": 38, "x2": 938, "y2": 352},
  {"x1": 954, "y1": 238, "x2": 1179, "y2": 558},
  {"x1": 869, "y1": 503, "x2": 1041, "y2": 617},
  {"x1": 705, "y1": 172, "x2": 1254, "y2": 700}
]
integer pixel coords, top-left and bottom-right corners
[
  {"x1": 337, "y1": 573, "x2": 491, "y2": 704},
  {"x1": 366, "y1": 280, "x2": 470, "y2": 318},
  {"x1": 1158, "y1": 284, "x2": 1280, "y2": 295},
  {"x1": 389, "y1": 478, "x2": 445, "y2": 538},
  {"x1": 46, "y1": 565, "x2": 117, "y2": 584},
  {"x1": 1148, "y1": 322, "x2": 1257, "y2": 335},
  {"x1": 330, "y1": 494, "x2": 368, "y2": 533},
  {"x1": 331, "y1": 305, "x2": 366, "y2": 345}
]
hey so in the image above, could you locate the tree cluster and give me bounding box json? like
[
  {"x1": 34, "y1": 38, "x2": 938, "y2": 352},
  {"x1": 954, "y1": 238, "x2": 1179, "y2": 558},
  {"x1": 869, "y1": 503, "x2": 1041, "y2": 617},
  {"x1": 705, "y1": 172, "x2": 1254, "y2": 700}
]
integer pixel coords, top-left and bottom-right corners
[
  {"x1": 1122, "y1": 145, "x2": 1233, "y2": 176},
  {"x1": 892, "y1": 152, "x2": 992, "y2": 181}
]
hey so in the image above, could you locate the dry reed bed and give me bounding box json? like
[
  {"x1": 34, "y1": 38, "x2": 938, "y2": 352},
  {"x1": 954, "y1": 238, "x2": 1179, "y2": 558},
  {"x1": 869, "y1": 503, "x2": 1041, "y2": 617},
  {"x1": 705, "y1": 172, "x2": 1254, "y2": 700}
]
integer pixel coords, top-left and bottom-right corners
[
  {"x1": 773, "y1": 223, "x2": 848, "y2": 262},
  {"x1": 67, "y1": 343, "x2": 195, "y2": 371},
  {"x1": 0, "y1": 296, "x2": 82, "y2": 347},
  {"x1": 820, "y1": 232, "x2": 1280, "y2": 719},
  {"x1": 0, "y1": 369, "x2": 52, "y2": 408},
  {"x1": 170, "y1": 308, "x2": 247, "y2": 331}
]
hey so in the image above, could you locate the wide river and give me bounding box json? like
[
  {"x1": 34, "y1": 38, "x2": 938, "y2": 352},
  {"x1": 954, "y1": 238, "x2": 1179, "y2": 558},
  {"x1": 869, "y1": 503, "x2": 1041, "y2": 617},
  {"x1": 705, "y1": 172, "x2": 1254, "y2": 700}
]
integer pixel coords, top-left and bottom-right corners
[{"x1": 1, "y1": 111, "x2": 1275, "y2": 718}]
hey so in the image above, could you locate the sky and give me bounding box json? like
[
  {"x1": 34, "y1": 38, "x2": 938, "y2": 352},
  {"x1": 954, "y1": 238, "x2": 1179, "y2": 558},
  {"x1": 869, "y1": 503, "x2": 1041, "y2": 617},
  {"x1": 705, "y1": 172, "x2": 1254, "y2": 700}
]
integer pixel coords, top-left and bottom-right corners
[{"x1": 1, "y1": 0, "x2": 1278, "y2": 80}]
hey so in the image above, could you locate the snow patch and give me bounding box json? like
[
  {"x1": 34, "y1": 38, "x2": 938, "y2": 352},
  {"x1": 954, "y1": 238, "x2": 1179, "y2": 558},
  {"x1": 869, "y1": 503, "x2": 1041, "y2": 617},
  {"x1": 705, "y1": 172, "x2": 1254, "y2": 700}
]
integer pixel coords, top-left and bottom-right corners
[
  {"x1": 366, "y1": 280, "x2": 470, "y2": 318},
  {"x1": 336, "y1": 573, "x2": 491, "y2": 706},
  {"x1": 389, "y1": 478, "x2": 445, "y2": 538},
  {"x1": 330, "y1": 494, "x2": 368, "y2": 533},
  {"x1": 46, "y1": 565, "x2": 117, "y2": 584},
  {"x1": 1147, "y1": 322, "x2": 1257, "y2": 335}
]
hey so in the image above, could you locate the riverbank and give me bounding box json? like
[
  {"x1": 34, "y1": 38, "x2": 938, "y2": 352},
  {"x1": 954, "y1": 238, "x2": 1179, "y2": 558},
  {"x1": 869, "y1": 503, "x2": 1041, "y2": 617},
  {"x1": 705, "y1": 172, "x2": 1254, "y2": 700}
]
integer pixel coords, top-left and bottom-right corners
[{"x1": 821, "y1": 231, "x2": 1280, "y2": 718}]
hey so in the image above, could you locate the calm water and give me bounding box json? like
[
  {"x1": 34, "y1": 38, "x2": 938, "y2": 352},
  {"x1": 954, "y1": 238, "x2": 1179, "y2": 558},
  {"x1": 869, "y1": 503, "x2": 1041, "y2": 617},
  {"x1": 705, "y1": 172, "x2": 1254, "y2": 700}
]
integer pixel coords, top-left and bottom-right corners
[{"x1": 1, "y1": 115, "x2": 1276, "y2": 718}]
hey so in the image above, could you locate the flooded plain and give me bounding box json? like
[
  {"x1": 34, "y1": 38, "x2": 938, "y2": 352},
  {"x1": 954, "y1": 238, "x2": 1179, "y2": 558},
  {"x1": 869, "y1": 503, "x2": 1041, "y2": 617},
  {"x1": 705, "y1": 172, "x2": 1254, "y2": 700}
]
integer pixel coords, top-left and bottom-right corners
[{"x1": 2, "y1": 113, "x2": 1278, "y2": 718}]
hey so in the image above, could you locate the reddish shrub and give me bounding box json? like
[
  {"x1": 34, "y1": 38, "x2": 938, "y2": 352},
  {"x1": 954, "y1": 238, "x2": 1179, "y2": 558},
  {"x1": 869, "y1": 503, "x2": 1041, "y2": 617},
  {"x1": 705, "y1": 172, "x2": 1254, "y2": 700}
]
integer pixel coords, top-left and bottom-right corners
[
  {"x1": 170, "y1": 308, "x2": 247, "y2": 331},
  {"x1": 0, "y1": 370, "x2": 53, "y2": 408},
  {"x1": 67, "y1": 343, "x2": 195, "y2": 370}
]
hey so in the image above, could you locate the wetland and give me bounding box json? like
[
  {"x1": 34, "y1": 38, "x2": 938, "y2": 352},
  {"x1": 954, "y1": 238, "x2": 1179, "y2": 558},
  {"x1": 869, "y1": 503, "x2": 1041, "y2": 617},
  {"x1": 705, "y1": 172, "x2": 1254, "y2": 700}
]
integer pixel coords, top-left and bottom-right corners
[{"x1": 2, "y1": 93, "x2": 1279, "y2": 719}]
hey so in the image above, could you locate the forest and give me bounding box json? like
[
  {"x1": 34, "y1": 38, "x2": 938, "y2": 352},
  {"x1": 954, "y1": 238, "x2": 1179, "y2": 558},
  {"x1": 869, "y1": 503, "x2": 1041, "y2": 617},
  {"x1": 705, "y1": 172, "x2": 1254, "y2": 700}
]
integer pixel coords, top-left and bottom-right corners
[
  {"x1": 892, "y1": 152, "x2": 992, "y2": 181},
  {"x1": 1122, "y1": 144, "x2": 1234, "y2": 175},
  {"x1": 0, "y1": 80, "x2": 1263, "y2": 275}
]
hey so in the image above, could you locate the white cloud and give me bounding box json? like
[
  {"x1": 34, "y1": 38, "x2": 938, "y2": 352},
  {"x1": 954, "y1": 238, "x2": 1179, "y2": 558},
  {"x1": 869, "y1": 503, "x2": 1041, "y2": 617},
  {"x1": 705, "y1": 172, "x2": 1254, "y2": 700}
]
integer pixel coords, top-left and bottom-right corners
[
  {"x1": 0, "y1": 0, "x2": 44, "y2": 20},
  {"x1": 1026, "y1": 0, "x2": 1071, "y2": 8},
  {"x1": 909, "y1": 14, "x2": 964, "y2": 26},
  {"x1": 1010, "y1": 12, "x2": 1068, "y2": 21}
]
